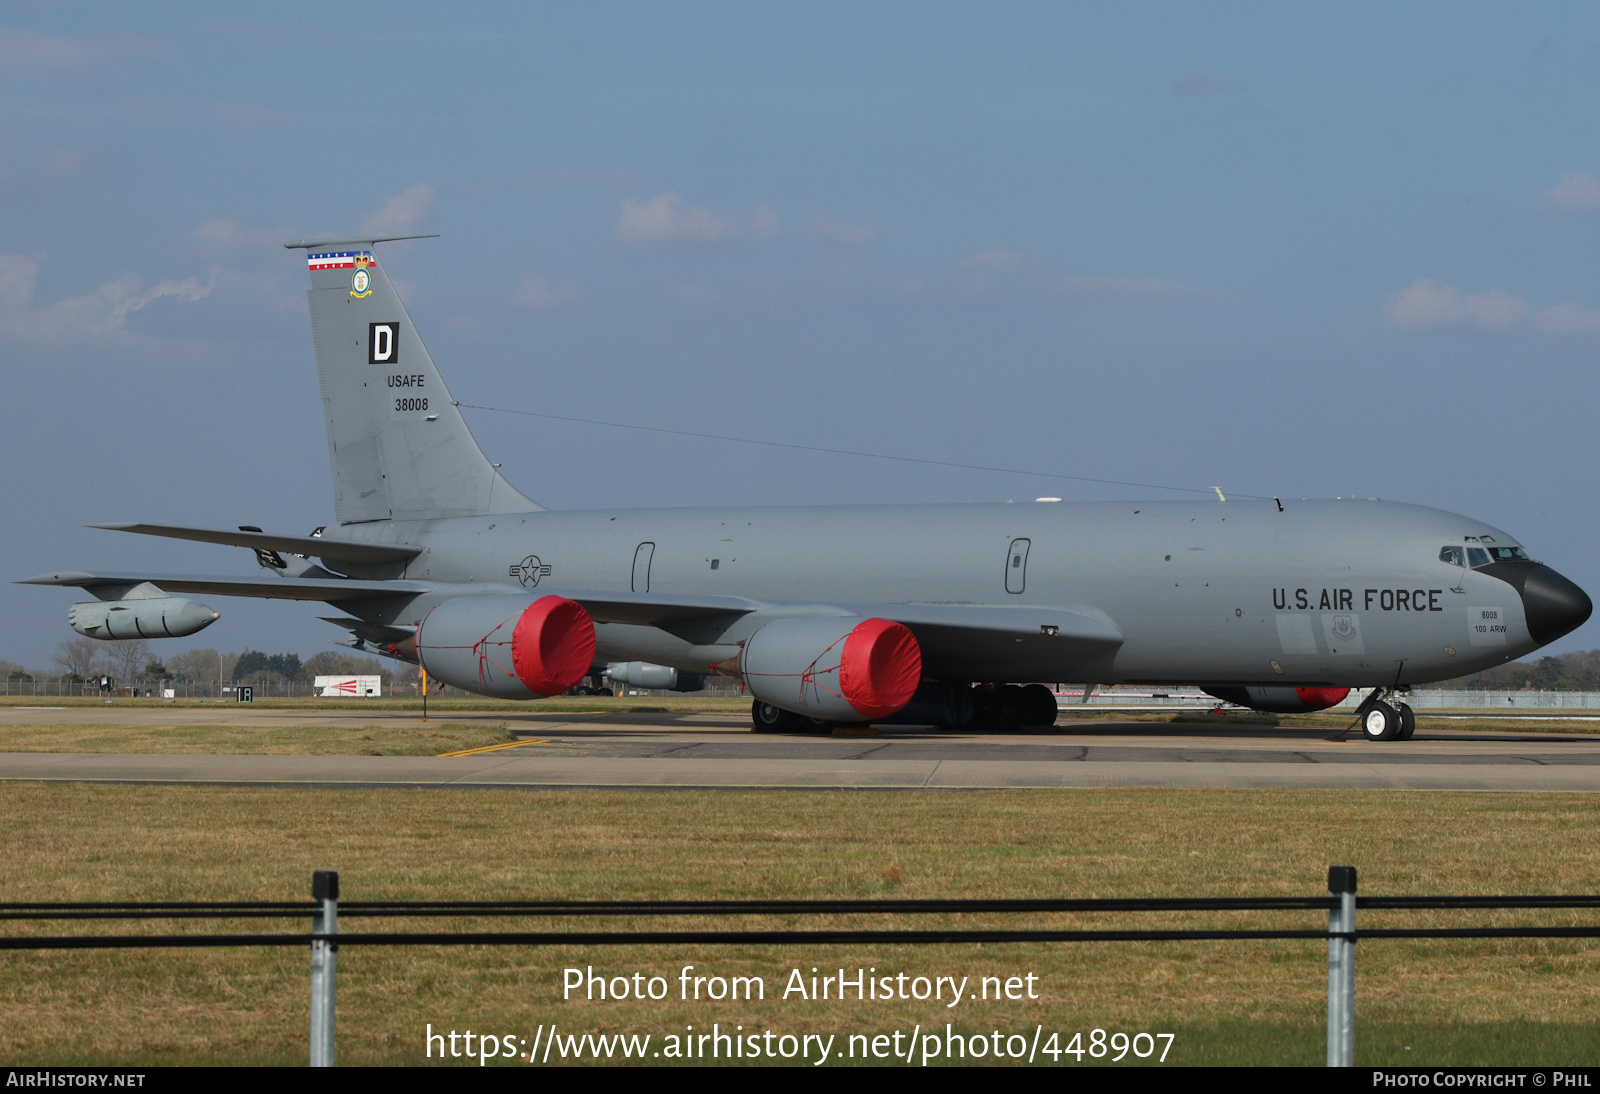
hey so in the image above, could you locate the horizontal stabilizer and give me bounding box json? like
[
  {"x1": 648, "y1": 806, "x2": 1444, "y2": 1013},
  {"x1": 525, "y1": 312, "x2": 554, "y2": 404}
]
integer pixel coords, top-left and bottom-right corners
[
  {"x1": 89, "y1": 523, "x2": 420, "y2": 564},
  {"x1": 283, "y1": 234, "x2": 439, "y2": 250},
  {"x1": 17, "y1": 571, "x2": 431, "y2": 602}
]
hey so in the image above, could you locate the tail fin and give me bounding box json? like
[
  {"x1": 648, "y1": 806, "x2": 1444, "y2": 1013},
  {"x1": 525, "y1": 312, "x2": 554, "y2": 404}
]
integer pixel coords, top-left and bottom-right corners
[{"x1": 285, "y1": 235, "x2": 541, "y2": 523}]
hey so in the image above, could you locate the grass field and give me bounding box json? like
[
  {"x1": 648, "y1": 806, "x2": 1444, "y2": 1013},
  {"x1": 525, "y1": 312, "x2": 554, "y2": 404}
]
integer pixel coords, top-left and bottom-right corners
[
  {"x1": 0, "y1": 693, "x2": 756, "y2": 714},
  {"x1": 2, "y1": 785, "x2": 1599, "y2": 1066},
  {"x1": 6, "y1": 713, "x2": 1593, "y2": 754}
]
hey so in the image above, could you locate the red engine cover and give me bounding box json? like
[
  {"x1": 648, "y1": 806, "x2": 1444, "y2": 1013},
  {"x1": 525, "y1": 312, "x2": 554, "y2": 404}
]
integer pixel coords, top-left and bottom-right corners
[
  {"x1": 1293, "y1": 686, "x2": 1352, "y2": 711},
  {"x1": 511, "y1": 596, "x2": 597, "y2": 697},
  {"x1": 839, "y1": 617, "x2": 923, "y2": 719}
]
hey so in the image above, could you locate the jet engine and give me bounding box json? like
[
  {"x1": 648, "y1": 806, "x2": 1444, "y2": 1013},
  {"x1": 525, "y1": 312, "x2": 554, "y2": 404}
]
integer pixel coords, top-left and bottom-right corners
[
  {"x1": 740, "y1": 615, "x2": 922, "y2": 722},
  {"x1": 68, "y1": 594, "x2": 219, "y2": 640},
  {"x1": 416, "y1": 594, "x2": 596, "y2": 699},
  {"x1": 1201, "y1": 686, "x2": 1351, "y2": 714},
  {"x1": 605, "y1": 662, "x2": 706, "y2": 692}
]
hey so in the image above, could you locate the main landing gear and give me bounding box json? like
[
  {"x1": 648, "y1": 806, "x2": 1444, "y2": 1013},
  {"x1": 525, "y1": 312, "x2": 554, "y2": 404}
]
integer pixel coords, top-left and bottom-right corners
[
  {"x1": 1355, "y1": 689, "x2": 1416, "y2": 742},
  {"x1": 750, "y1": 700, "x2": 833, "y2": 734}
]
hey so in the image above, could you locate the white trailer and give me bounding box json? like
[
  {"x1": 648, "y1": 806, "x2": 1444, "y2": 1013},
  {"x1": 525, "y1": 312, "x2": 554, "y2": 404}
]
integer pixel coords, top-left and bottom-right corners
[{"x1": 315, "y1": 675, "x2": 382, "y2": 698}]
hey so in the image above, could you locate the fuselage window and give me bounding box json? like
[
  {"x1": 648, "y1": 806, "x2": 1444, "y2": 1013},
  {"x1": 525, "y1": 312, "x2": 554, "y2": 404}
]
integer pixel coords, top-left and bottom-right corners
[{"x1": 1439, "y1": 546, "x2": 1464, "y2": 567}]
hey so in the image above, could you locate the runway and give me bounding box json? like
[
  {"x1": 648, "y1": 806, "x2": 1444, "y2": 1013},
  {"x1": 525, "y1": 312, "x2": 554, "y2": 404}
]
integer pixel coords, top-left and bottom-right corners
[{"x1": 3, "y1": 705, "x2": 1600, "y2": 790}]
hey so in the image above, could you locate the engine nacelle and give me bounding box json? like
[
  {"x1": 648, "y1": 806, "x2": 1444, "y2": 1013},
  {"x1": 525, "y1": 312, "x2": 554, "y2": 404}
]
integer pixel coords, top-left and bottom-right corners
[
  {"x1": 416, "y1": 594, "x2": 596, "y2": 699},
  {"x1": 69, "y1": 597, "x2": 219, "y2": 640},
  {"x1": 741, "y1": 615, "x2": 922, "y2": 722},
  {"x1": 1201, "y1": 686, "x2": 1351, "y2": 714},
  {"x1": 605, "y1": 661, "x2": 706, "y2": 692}
]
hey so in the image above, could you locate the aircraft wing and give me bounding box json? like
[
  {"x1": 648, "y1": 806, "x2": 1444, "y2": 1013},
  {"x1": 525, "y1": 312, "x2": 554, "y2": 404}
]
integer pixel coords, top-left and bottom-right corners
[
  {"x1": 16, "y1": 573, "x2": 767, "y2": 621},
  {"x1": 858, "y1": 602, "x2": 1123, "y2": 673},
  {"x1": 88, "y1": 523, "x2": 421, "y2": 564},
  {"x1": 16, "y1": 571, "x2": 433, "y2": 602},
  {"x1": 552, "y1": 590, "x2": 766, "y2": 626}
]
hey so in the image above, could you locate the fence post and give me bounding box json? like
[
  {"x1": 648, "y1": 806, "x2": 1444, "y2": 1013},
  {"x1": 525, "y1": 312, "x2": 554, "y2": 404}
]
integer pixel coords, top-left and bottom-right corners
[
  {"x1": 1326, "y1": 865, "x2": 1356, "y2": 1067},
  {"x1": 309, "y1": 870, "x2": 339, "y2": 1067}
]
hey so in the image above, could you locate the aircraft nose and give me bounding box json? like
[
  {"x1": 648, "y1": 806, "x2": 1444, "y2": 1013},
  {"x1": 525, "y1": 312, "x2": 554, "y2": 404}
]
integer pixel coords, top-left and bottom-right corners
[{"x1": 1521, "y1": 565, "x2": 1593, "y2": 645}]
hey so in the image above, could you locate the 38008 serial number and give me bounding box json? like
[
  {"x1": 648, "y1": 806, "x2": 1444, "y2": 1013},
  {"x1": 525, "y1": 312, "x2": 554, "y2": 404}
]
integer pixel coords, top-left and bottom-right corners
[{"x1": 395, "y1": 398, "x2": 429, "y2": 412}]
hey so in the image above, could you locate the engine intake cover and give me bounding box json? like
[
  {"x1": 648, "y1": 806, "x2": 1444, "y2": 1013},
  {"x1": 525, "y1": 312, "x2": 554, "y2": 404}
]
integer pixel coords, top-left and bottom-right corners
[
  {"x1": 417, "y1": 594, "x2": 596, "y2": 699},
  {"x1": 1201, "y1": 685, "x2": 1351, "y2": 714},
  {"x1": 742, "y1": 615, "x2": 922, "y2": 722}
]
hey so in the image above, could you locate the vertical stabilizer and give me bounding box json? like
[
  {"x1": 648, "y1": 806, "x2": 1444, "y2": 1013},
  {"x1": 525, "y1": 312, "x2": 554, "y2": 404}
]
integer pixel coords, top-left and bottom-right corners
[{"x1": 285, "y1": 236, "x2": 541, "y2": 524}]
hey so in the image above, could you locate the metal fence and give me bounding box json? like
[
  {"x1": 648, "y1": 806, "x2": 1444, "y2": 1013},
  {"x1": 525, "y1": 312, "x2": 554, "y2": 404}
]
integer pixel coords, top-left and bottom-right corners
[
  {"x1": 1054, "y1": 687, "x2": 1600, "y2": 711},
  {"x1": 0, "y1": 679, "x2": 409, "y2": 699},
  {"x1": 4, "y1": 867, "x2": 1599, "y2": 1067}
]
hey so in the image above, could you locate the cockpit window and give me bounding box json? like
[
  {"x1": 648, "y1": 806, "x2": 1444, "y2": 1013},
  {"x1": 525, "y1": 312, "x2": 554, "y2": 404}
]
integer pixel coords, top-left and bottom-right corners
[
  {"x1": 1439, "y1": 546, "x2": 1465, "y2": 566},
  {"x1": 1464, "y1": 545, "x2": 1530, "y2": 567}
]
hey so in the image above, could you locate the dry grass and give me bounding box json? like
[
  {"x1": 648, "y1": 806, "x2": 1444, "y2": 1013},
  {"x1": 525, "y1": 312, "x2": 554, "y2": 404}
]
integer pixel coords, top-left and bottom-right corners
[
  {"x1": 0, "y1": 694, "x2": 752, "y2": 714},
  {"x1": 0, "y1": 721, "x2": 518, "y2": 756},
  {"x1": 1, "y1": 786, "x2": 1599, "y2": 1065}
]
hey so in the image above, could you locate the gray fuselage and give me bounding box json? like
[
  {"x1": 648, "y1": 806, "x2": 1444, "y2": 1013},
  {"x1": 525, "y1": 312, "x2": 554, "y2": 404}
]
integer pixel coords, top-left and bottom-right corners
[{"x1": 337, "y1": 496, "x2": 1581, "y2": 688}]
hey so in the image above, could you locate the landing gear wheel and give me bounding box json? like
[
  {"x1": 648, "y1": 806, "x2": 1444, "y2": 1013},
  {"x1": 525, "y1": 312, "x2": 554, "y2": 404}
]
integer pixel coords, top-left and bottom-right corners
[
  {"x1": 988, "y1": 685, "x2": 1027, "y2": 732},
  {"x1": 1362, "y1": 701, "x2": 1402, "y2": 741},
  {"x1": 598, "y1": 687, "x2": 614, "y2": 697},
  {"x1": 751, "y1": 700, "x2": 799, "y2": 733},
  {"x1": 1018, "y1": 683, "x2": 1059, "y2": 728},
  {"x1": 1396, "y1": 703, "x2": 1416, "y2": 741}
]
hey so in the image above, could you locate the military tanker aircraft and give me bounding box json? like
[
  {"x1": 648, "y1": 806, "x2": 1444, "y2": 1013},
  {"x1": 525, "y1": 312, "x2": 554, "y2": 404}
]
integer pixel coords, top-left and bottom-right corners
[{"x1": 21, "y1": 236, "x2": 1593, "y2": 741}]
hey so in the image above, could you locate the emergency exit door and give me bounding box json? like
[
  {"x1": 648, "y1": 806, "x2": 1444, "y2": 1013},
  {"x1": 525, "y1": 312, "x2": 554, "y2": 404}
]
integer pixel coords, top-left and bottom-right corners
[
  {"x1": 632, "y1": 542, "x2": 655, "y2": 592},
  {"x1": 1005, "y1": 538, "x2": 1030, "y2": 594}
]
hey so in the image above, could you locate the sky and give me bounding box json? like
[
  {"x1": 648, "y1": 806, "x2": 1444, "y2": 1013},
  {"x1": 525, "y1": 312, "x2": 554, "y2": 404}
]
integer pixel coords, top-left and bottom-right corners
[{"x1": 3, "y1": 2, "x2": 1600, "y2": 668}]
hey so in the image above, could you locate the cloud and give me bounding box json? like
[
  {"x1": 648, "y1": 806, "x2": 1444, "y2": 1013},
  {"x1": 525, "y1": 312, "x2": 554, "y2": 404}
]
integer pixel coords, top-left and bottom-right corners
[
  {"x1": 808, "y1": 214, "x2": 880, "y2": 247},
  {"x1": 1386, "y1": 279, "x2": 1529, "y2": 331},
  {"x1": 0, "y1": 254, "x2": 213, "y2": 344},
  {"x1": 0, "y1": 27, "x2": 170, "y2": 82},
  {"x1": 1532, "y1": 302, "x2": 1600, "y2": 336},
  {"x1": 1387, "y1": 278, "x2": 1600, "y2": 336},
  {"x1": 1171, "y1": 70, "x2": 1238, "y2": 97},
  {"x1": 616, "y1": 192, "x2": 731, "y2": 243},
  {"x1": 362, "y1": 184, "x2": 436, "y2": 234},
  {"x1": 955, "y1": 248, "x2": 1042, "y2": 295},
  {"x1": 1543, "y1": 171, "x2": 1600, "y2": 212},
  {"x1": 514, "y1": 273, "x2": 580, "y2": 310}
]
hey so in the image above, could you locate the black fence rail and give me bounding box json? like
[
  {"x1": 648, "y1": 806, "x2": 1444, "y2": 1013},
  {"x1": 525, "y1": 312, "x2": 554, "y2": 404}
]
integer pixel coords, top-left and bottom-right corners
[{"x1": 3, "y1": 868, "x2": 1598, "y2": 1067}]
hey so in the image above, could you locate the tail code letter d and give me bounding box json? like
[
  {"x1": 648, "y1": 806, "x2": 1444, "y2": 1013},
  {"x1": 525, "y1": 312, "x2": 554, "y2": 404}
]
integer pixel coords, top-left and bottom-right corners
[{"x1": 369, "y1": 322, "x2": 398, "y2": 364}]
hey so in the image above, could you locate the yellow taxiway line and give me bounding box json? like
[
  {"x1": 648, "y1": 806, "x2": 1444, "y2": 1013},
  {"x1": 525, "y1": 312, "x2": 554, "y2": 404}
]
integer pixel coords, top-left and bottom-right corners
[{"x1": 437, "y1": 739, "x2": 549, "y2": 758}]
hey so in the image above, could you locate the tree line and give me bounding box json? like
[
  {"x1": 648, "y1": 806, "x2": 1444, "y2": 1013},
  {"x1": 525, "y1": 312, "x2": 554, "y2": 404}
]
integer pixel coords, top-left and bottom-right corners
[
  {"x1": 1, "y1": 638, "x2": 413, "y2": 690},
  {"x1": 1435, "y1": 648, "x2": 1600, "y2": 692}
]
